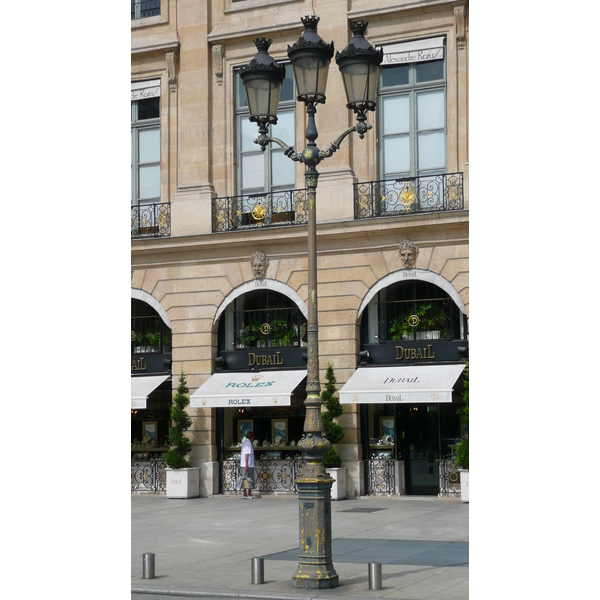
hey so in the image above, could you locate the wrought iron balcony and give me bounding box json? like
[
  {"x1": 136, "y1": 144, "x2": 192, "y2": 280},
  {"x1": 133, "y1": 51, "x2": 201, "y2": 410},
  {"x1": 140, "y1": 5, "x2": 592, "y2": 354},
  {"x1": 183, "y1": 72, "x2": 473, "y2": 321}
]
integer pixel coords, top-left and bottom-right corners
[
  {"x1": 131, "y1": 0, "x2": 160, "y2": 20},
  {"x1": 212, "y1": 189, "x2": 308, "y2": 232},
  {"x1": 354, "y1": 172, "x2": 464, "y2": 219},
  {"x1": 131, "y1": 202, "x2": 171, "y2": 238}
]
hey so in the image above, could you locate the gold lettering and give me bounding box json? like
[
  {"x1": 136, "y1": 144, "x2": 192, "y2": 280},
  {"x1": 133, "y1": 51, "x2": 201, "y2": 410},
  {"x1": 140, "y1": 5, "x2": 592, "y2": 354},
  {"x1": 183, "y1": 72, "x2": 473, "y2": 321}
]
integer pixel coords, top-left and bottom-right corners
[
  {"x1": 131, "y1": 357, "x2": 147, "y2": 372},
  {"x1": 247, "y1": 351, "x2": 285, "y2": 367}
]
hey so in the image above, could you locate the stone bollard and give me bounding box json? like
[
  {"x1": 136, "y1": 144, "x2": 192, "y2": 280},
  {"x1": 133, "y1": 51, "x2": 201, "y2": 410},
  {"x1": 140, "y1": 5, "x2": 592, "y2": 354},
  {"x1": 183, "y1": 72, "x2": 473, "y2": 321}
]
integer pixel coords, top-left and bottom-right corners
[
  {"x1": 142, "y1": 553, "x2": 155, "y2": 579},
  {"x1": 251, "y1": 557, "x2": 264, "y2": 584},
  {"x1": 368, "y1": 561, "x2": 382, "y2": 590}
]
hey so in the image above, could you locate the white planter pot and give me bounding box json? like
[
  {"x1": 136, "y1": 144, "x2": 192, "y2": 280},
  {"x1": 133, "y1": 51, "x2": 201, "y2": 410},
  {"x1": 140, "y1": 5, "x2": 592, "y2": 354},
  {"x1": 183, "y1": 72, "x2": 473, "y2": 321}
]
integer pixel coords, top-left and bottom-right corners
[
  {"x1": 325, "y1": 467, "x2": 347, "y2": 500},
  {"x1": 459, "y1": 469, "x2": 469, "y2": 503},
  {"x1": 165, "y1": 467, "x2": 201, "y2": 498}
]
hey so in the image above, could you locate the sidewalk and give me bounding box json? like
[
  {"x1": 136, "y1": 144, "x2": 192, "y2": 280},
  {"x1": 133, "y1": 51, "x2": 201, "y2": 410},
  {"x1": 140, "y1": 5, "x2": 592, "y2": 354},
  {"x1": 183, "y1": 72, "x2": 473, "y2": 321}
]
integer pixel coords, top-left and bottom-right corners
[{"x1": 131, "y1": 493, "x2": 468, "y2": 600}]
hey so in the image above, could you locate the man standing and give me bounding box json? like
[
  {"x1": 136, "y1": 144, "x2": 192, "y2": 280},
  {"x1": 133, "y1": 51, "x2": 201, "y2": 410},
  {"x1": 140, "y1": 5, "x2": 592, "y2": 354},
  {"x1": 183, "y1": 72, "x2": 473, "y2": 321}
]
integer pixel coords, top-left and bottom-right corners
[{"x1": 240, "y1": 431, "x2": 256, "y2": 499}]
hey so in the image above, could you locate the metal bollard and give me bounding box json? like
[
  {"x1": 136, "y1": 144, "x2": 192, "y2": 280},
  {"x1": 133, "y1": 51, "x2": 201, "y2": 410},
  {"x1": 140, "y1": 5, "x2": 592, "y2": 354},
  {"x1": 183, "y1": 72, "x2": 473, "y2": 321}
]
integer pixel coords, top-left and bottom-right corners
[
  {"x1": 368, "y1": 561, "x2": 382, "y2": 591},
  {"x1": 251, "y1": 557, "x2": 264, "y2": 584},
  {"x1": 142, "y1": 553, "x2": 155, "y2": 579}
]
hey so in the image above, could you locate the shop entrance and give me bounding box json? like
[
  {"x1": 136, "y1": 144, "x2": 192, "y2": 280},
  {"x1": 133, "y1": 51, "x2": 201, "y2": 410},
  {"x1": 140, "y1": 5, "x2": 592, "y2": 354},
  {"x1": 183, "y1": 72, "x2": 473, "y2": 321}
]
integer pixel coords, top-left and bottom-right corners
[
  {"x1": 396, "y1": 404, "x2": 440, "y2": 494},
  {"x1": 395, "y1": 402, "x2": 461, "y2": 495}
]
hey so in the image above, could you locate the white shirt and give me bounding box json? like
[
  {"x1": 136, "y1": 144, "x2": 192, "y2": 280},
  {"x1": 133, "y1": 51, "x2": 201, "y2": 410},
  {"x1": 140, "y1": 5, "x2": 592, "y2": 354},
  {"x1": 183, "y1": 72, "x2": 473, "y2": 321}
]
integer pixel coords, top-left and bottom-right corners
[{"x1": 241, "y1": 438, "x2": 254, "y2": 469}]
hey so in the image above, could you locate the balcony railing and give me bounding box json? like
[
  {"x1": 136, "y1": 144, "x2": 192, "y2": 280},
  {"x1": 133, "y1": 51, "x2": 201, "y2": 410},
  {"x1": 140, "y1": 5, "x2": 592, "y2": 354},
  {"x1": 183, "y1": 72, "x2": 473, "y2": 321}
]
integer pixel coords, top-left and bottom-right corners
[
  {"x1": 354, "y1": 173, "x2": 464, "y2": 219},
  {"x1": 212, "y1": 189, "x2": 308, "y2": 232},
  {"x1": 131, "y1": 0, "x2": 160, "y2": 20},
  {"x1": 131, "y1": 202, "x2": 171, "y2": 238},
  {"x1": 377, "y1": 298, "x2": 461, "y2": 343},
  {"x1": 234, "y1": 307, "x2": 306, "y2": 349}
]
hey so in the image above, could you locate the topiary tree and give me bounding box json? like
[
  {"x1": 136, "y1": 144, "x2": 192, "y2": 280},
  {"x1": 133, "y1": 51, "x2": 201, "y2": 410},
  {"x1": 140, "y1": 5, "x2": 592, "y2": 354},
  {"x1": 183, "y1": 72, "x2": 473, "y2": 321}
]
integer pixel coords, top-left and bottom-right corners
[
  {"x1": 321, "y1": 362, "x2": 345, "y2": 468},
  {"x1": 455, "y1": 361, "x2": 469, "y2": 469},
  {"x1": 165, "y1": 369, "x2": 193, "y2": 469}
]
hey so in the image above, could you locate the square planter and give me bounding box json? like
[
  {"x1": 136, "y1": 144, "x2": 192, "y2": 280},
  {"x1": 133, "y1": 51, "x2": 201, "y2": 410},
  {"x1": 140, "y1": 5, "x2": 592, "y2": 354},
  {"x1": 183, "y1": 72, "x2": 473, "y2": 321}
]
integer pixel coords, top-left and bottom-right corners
[
  {"x1": 325, "y1": 467, "x2": 347, "y2": 500},
  {"x1": 459, "y1": 469, "x2": 469, "y2": 503},
  {"x1": 165, "y1": 467, "x2": 201, "y2": 498}
]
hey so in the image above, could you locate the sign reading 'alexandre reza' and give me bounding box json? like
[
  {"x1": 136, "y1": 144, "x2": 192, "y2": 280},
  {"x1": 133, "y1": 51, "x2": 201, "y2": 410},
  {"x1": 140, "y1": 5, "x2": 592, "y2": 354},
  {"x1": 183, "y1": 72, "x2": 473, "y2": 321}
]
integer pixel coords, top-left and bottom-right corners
[{"x1": 380, "y1": 37, "x2": 445, "y2": 66}]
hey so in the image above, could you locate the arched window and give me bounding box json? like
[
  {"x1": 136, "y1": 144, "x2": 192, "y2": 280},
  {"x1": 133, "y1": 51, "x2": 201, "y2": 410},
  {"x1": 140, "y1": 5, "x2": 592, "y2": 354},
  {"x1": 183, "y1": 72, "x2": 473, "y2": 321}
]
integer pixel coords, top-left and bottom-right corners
[
  {"x1": 131, "y1": 298, "x2": 172, "y2": 354},
  {"x1": 361, "y1": 280, "x2": 467, "y2": 345},
  {"x1": 218, "y1": 290, "x2": 307, "y2": 351}
]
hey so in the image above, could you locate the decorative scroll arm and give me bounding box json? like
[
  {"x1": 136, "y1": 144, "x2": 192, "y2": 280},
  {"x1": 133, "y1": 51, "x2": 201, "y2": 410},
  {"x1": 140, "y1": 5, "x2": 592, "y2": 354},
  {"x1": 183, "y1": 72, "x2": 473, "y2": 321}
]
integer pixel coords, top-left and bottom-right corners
[
  {"x1": 319, "y1": 121, "x2": 372, "y2": 160},
  {"x1": 254, "y1": 133, "x2": 303, "y2": 161}
]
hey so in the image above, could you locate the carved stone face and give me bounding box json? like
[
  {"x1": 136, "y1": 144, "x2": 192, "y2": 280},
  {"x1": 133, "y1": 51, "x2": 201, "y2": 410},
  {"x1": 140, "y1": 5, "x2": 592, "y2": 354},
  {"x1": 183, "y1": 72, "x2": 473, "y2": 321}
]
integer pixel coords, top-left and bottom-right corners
[
  {"x1": 250, "y1": 251, "x2": 268, "y2": 279},
  {"x1": 399, "y1": 240, "x2": 418, "y2": 269}
]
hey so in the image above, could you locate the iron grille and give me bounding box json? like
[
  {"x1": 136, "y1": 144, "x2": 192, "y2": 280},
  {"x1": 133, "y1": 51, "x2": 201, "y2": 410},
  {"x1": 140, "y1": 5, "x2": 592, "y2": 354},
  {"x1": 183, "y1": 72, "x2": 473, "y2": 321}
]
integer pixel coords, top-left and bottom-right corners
[
  {"x1": 212, "y1": 188, "x2": 308, "y2": 232},
  {"x1": 131, "y1": 202, "x2": 171, "y2": 238},
  {"x1": 131, "y1": 0, "x2": 160, "y2": 20},
  {"x1": 355, "y1": 173, "x2": 464, "y2": 219}
]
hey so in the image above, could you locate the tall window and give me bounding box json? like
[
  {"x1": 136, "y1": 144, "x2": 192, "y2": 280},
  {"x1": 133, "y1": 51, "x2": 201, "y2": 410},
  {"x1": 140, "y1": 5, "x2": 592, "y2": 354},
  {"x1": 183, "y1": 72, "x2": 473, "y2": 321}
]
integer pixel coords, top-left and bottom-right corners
[
  {"x1": 235, "y1": 66, "x2": 296, "y2": 198},
  {"x1": 378, "y1": 39, "x2": 446, "y2": 182},
  {"x1": 131, "y1": 92, "x2": 161, "y2": 211}
]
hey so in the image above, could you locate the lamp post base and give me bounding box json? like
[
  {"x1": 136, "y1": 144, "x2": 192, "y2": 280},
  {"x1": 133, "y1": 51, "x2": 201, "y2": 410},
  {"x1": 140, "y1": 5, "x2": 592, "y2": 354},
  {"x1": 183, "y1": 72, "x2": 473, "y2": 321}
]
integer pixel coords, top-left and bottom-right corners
[{"x1": 292, "y1": 473, "x2": 339, "y2": 589}]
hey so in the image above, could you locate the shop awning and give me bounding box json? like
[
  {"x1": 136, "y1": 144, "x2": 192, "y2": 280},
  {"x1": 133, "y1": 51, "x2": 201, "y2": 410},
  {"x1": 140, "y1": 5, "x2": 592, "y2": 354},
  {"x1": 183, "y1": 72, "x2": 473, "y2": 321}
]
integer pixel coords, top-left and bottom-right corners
[
  {"x1": 131, "y1": 374, "x2": 170, "y2": 409},
  {"x1": 339, "y1": 364, "x2": 465, "y2": 404},
  {"x1": 190, "y1": 370, "x2": 307, "y2": 408}
]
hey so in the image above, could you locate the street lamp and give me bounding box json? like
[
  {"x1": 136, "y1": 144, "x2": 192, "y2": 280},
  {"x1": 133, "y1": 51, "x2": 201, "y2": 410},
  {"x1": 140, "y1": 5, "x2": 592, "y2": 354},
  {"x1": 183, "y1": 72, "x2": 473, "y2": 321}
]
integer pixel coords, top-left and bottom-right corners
[{"x1": 240, "y1": 15, "x2": 382, "y2": 590}]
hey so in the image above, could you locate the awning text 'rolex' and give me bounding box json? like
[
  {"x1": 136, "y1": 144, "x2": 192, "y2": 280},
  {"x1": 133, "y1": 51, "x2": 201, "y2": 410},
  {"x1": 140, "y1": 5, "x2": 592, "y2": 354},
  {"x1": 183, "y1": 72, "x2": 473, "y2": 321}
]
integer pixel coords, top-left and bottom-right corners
[
  {"x1": 190, "y1": 370, "x2": 307, "y2": 408},
  {"x1": 339, "y1": 364, "x2": 465, "y2": 404},
  {"x1": 131, "y1": 374, "x2": 170, "y2": 409}
]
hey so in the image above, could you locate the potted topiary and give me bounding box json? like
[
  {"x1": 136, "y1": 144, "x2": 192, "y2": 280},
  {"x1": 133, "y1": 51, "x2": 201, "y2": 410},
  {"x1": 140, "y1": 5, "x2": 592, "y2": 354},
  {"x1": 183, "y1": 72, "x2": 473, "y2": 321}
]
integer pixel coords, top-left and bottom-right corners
[
  {"x1": 321, "y1": 362, "x2": 347, "y2": 500},
  {"x1": 456, "y1": 361, "x2": 469, "y2": 502},
  {"x1": 165, "y1": 369, "x2": 200, "y2": 498}
]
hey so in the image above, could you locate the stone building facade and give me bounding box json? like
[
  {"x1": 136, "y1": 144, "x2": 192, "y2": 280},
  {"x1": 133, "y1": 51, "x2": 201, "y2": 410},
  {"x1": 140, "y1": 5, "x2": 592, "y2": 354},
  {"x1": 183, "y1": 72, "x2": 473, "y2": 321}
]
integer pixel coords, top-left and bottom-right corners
[{"x1": 131, "y1": 0, "x2": 469, "y2": 498}]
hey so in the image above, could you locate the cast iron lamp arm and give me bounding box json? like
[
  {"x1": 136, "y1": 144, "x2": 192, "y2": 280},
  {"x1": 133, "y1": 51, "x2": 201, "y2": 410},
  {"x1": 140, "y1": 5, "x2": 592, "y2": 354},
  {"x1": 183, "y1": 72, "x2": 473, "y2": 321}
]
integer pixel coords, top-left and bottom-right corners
[
  {"x1": 254, "y1": 133, "x2": 303, "y2": 161},
  {"x1": 318, "y1": 120, "x2": 372, "y2": 161}
]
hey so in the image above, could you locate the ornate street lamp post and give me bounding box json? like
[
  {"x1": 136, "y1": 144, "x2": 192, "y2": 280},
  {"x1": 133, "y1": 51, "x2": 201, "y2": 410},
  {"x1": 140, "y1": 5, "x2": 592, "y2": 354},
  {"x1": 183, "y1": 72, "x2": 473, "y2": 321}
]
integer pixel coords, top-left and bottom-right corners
[{"x1": 240, "y1": 16, "x2": 382, "y2": 590}]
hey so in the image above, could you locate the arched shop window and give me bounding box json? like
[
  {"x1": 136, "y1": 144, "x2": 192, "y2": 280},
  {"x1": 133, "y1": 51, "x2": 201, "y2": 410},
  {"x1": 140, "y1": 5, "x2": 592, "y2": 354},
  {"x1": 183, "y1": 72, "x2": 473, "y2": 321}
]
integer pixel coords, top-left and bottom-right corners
[
  {"x1": 131, "y1": 298, "x2": 172, "y2": 354},
  {"x1": 217, "y1": 289, "x2": 308, "y2": 352},
  {"x1": 360, "y1": 279, "x2": 467, "y2": 345}
]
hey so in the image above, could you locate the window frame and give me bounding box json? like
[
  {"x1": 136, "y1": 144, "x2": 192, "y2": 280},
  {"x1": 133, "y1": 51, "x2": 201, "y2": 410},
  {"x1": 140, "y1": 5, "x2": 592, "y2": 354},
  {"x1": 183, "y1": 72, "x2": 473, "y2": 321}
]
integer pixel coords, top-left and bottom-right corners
[
  {"x1": 378, "y1": 54, "x2": 447, "y2": 182},
  {"x1": 131, "y1": 96, "x2": 161, "y2": 209},
  {"x1": 234, "y1": 65, "x2": 296, "y2": 199}
]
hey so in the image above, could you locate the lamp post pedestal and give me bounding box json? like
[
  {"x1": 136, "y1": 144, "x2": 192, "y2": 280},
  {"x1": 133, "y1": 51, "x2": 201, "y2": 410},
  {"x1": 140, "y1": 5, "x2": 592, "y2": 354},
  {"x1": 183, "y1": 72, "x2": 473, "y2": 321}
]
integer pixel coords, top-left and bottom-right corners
[{"x1": 292, "y1": 465, "x2": 339, "y2": 589}]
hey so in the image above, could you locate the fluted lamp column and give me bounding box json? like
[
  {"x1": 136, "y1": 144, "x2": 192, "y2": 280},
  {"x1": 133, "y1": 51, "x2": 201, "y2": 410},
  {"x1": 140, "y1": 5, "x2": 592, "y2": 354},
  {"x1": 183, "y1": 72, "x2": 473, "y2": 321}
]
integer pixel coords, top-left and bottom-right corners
[{"x1": 240, "y1": 16, "x2": 382, "y2": 590}]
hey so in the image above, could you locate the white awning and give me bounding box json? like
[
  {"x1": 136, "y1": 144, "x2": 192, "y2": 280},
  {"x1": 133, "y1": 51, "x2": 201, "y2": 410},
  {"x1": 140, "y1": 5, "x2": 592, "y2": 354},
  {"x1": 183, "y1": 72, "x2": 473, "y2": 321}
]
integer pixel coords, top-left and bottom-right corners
[
  {"x1": 339, "y1": 364, "x2": 465, "y2": 404},
  {"x1": 190, "y1": 370, "x2": 307, "y2": 408},
  {"x1": 131, "y1": 374, "x2": 170, "y2": 409}
]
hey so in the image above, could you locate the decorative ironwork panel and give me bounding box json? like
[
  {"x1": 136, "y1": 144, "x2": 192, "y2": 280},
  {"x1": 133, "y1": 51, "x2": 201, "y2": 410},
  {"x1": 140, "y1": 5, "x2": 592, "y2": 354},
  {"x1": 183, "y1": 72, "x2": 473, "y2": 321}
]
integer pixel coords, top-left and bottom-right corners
[
  {"x1": 233, "y1": 307, "x2": 305, "y2": 349},
  {"x1": 354, "y1": 173, "x2": 463, "y2": 219},
  {"x1": 131, "y1": 460, "x2": 167, "y2": 494},
  {"x1": 367, "y1": 459, "x2": 396, "y2": 496},
  {"x1": 221, "y1": 459, "x2": 304, "y2": 494},
  {"x1": 131, "y1": 202, "x2": 171, "y2": 238},
  {"x1": 438, "y1": 458, "x2": 461, "y2": 498},
  {"x1": 212, "y1": 189, "x2": 308, "y2": 232}
]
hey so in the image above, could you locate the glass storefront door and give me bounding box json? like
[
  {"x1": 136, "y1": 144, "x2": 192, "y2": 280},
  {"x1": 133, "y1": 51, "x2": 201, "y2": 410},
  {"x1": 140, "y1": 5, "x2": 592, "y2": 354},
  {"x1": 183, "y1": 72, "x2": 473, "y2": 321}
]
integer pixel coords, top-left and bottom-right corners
[
  {"x1": 396, "y1": 401, "x2": 461, "y2": 495},
  {"x1": 396, "y1": 403, "x2": 440, "y2": 494}
]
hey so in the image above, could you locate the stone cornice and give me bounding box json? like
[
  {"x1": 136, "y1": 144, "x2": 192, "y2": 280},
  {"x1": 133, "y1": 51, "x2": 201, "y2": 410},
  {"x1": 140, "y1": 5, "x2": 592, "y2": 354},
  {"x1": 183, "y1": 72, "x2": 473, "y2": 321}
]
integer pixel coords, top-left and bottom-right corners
[
  {"x1": 131, "y1": 39, "x2": 180, "y2": 59},
  {"x1": 131, "y1": 211, "x2": 469, "y2": 268}
]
